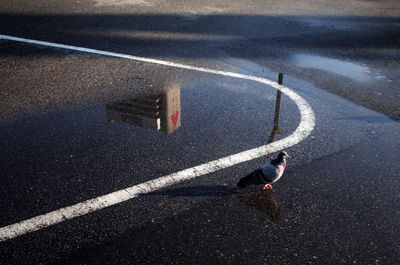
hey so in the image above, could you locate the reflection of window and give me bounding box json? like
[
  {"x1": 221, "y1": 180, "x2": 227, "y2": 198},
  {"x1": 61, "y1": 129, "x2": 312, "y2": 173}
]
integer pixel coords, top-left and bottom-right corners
[{"x1": 106, "y1": 84, "x2": 181, "y2": 134}]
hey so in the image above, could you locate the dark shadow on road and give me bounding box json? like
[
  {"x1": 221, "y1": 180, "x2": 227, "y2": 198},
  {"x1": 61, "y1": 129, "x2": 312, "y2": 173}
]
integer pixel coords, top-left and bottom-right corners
[
  {"x1": 1, "y1": 13, "x2": 399, "y2": 61},
  {"x1": 142, "y1": 185, "x2": 280, "y2": 221},
  {"x1": 142, "y1": 185, "x2": 233, "y2": 197}
]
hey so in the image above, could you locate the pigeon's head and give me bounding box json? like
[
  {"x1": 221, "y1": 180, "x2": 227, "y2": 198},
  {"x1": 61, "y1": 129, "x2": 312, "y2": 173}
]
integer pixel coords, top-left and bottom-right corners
[{"x1": 277, "y1": 151, "x2": 289, "y2": 160}]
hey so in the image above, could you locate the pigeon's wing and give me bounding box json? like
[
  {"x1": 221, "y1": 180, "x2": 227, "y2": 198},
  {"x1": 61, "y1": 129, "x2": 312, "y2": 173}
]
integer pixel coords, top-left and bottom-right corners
[{"x1": 260, "y1": 162, "x2": 280, "y2": 183}]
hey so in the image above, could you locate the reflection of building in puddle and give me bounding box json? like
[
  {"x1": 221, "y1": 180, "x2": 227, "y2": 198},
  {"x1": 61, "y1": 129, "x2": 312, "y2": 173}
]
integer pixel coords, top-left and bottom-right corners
[
  {"x1": 240, "y1": 191, "x2": 280, "y2": 221},
  {"x1": 106, "y1": 84, "x2": 181, "y2": 134}
]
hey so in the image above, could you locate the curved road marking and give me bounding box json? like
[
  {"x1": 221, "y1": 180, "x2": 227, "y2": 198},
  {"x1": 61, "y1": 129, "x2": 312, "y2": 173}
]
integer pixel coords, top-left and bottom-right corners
[{"x1": 0, "y1": 34, "x2": 315, "y2": 242}]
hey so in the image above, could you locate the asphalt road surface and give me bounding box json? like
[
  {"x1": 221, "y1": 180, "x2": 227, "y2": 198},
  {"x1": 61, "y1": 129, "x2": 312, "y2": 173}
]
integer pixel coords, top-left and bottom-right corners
[{"x1": 1, "y1": 1, "x2": 399, "y2": 264}]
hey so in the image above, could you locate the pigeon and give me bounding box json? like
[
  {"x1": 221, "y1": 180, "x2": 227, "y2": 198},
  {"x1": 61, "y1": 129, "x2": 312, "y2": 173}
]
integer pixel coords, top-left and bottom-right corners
[{"x1": 237, "y1": 151, "x2": 289, "y2": 190}]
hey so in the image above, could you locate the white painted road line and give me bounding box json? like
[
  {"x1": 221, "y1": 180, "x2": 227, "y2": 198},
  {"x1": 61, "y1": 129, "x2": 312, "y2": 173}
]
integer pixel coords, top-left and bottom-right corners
[{"x1": 0, "y1": 34, "x2": 315, "y2": 242}]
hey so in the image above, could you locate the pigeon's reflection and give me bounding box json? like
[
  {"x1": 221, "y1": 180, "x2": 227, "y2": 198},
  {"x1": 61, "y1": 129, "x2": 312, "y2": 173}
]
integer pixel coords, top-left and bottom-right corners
[{"x1": 239, "y1": 190, "x2": 280, "y2": 221}]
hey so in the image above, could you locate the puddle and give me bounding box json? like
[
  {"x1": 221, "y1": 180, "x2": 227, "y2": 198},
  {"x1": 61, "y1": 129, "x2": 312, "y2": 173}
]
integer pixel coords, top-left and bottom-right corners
[
  {"x1": 293, "y1": 54, "x2": 385, "y2": 82},
  {"x1": 181, "y1": 13, "x2": 201, "y2": 21},
  {"x1": 0, "y1": 73, "x2": 301, "y2": 226},
  {"x1": 296, "y1": 17, "x2": 357, "y2": 30},
  {"x1": 93, "y1": 0, "x2": 153, "y2": 7},
  {"x1": 335, "y1": 115, "x2": 394, "y2": 124},
  {"x1": 239, "y1": 190, "x2": 280, "y2": 221}
]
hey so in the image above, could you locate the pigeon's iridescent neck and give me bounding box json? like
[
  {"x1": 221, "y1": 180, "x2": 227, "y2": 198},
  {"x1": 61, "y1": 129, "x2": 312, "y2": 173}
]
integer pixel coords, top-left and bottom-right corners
[{"x1": 277, "y1": 164, "x2": 285, "y2": 171}]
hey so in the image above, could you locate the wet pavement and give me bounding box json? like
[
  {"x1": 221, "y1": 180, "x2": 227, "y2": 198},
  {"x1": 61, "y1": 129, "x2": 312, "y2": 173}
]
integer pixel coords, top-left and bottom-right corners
[
  {"x1": 1, "y1": 0, "x2": 400, "y2": 264},
  {"x1": 35, "y1": 77, "x2": 399, "y2": 265},
  {"x1": 0, "y1": 45, "x2": 300, "y2": 228}
]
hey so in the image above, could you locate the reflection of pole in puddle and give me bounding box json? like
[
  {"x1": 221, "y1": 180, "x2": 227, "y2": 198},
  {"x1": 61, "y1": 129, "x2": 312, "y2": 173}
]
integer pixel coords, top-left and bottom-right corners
[
  {"x1": 238, "y1": 73, "x2": 284, "y2": 219},
  {"x1": 266, "y1": 73, "x2": 284, "y2": 156},
  {"x1": 106, "y1": 83, "x2": 181, "y2": 134},
  {"x1": 240, "y1": 191, "x2": 280, "y2": 221}
]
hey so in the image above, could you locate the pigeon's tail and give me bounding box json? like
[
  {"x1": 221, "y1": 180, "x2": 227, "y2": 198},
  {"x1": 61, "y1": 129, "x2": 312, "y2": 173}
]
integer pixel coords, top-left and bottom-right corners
[{"x1": 237, "y1": 170, "x2": 262, "y2": 188}]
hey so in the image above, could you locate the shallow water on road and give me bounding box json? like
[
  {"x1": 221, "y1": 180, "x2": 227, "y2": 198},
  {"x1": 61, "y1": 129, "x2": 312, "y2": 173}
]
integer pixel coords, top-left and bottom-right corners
[
  {"x1": 0, "y1": 62, "x2": 300, "y2": 227},
  {"x1": 293, "y1": 53, "x2": 386, "y2": 82}
]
